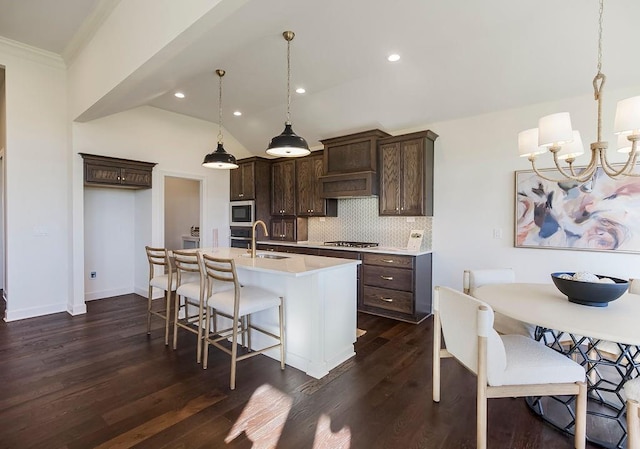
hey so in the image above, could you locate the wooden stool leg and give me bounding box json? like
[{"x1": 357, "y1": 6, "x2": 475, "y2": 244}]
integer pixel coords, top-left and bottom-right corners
[
  {"x1": 279, "y1": 298, "x2": 285, "y2": 370},
  {"x1": 147, "y1": 285, "x2": 153, "y2": 335},
  {"x1": 575, "y1": 381, "x2": 587, "y2": 449},
  {"x1": 628, "y1": 399, "x2": 640, "y2": 449},
  {"x1": 165, "y1": 290, "x2": 172, "y2": 346}
]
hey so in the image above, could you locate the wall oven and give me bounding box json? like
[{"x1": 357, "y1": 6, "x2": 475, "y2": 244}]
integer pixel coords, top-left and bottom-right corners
[
  {"x1": 230, "y1": 227, "x2": 252, "y2": 249},
  {"x1": 230, "y1": 200, "x2": 255, "y2": 227}
]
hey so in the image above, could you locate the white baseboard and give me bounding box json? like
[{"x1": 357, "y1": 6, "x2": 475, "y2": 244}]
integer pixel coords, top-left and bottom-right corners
[
  {"x1": 4, "y1": 302, "x2": 67, "y2": 322},
  {"x1": 85, "y1": 287, "x2": 133, "y2": 301}
]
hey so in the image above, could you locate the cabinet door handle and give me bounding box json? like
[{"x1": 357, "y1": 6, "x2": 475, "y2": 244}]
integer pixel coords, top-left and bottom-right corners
[
  {"x1": 380, "y1": 297, "x2": 394, "y2": 302},
  {"x1": 239, "y1": 193, "x2": 244, "y2": 197},
  {"x1": 381, "y1": 259, "x2": 394, "y2": 263},
  {"x1": 380, "y1": 275, "x2": 394, "y2": 281}
]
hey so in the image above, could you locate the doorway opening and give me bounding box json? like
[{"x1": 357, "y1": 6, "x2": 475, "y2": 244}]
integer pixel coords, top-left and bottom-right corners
[{"x1": 164, "y1": 176, "x2": 201, "y2": 250}]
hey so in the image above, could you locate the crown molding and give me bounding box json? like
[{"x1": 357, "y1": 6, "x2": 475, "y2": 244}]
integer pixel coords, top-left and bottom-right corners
[
  {"x1": 0, "y1": 36, "x2": 66, "y2": 70},
  {"x1": 62, "y1": 0, "x2": 122, "y2": 65}
]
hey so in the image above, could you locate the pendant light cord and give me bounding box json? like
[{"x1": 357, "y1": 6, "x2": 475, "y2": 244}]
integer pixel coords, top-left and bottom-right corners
[
  {"x1": 593, "y1": 0, "x2": 605, "y2": 143},
  {"x1": 286, "y1": 35, "x2": 292, "y2": 125},
  {"x1": 281, "y1": 31, "x2": 295, "y2": 125},
  {"x1": 217, "y1": 69, "x2": 225, "y2": 144}
]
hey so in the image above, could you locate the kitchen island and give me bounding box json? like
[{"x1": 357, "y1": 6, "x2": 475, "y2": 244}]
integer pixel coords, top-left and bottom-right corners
[{"x1": 200, "y1": 247, "x2": 360, "y2": 379}]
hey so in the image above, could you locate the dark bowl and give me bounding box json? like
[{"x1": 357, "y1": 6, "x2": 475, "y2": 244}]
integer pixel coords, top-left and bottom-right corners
[{"x1": 551, "y1": 272, "x2": 629, "y2": 307}]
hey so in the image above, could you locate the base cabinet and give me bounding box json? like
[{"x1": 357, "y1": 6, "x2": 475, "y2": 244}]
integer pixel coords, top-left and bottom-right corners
[
  {"x1": 255, "y1": 242, "x2": 431, "y2": 323},
  {"x1": 360, "y1": 252, "x2": 432, "y2": 323}
]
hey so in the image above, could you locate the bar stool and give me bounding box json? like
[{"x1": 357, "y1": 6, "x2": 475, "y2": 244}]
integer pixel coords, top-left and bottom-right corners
[
  {"x1": 172, "y1": 250, "x2": 206, "y2": 362},
  {"x1": 624, "y1": 377, "x2": 640, "y2": 449},
  {"x1": 201, "y1": 254, "x2": 285, "y2": 390},
  {"x1": 144, "y1": 246, "x2": 176, "y2": 345}
]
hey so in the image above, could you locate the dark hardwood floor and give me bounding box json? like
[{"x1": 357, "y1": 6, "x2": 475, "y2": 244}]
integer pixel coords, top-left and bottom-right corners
[{"x1": 0, "y1": 294, "x2": 598, "y2": 449}]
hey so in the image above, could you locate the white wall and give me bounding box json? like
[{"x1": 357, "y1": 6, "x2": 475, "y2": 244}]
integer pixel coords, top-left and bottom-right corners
[
  {"x1": 73, "y1": 105, "x2": 251, "y2": 304},
  {"x1": 426, "y1": 84, "x2": 640, "y2": 291},
  {"x1": 164, "y1": 176, "x2": 200, "y2": 251},
  {"x1": 0, "y1": 40, "x2": 71, "y2": 321},
  {"x1": 84, "y1": 187, "x2": 135, "y2": 300}
]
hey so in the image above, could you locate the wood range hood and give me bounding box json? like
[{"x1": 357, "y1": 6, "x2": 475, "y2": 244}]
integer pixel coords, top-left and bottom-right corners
[{"x1": 319, "y1": 129, "x2": 390, "y2": 198}]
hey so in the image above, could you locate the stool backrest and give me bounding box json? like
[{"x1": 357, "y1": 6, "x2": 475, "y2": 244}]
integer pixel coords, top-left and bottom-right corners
[
  {"x1": 201, "y1": 254, "x2": 240, "y2": 299},
  {"x1": 172, "y1": 250, "x2": 202, "y2": 287},
  {"x1": 145, "y1": 246, "x2": 172, "y2": 280}
]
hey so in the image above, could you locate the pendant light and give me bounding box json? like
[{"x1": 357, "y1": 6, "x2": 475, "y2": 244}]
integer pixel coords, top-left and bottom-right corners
[
  {"x1": 202, "y1": 69, "x2": 238, "y2": 169},
  {"x1": 266, "y1": 31, "x2": 310, "y2": 157}
]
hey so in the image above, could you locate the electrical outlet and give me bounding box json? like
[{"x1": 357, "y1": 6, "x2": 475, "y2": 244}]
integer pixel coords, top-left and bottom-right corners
[
  {"x1": 493, "y1": 228, "x2": 503, "y2": 239},
  {"x1": 90, "y1": 271, "x2": 97, "y2": 279},
  {"x1": 406, "y1": 217, "x2": 416, "y2": 223}
]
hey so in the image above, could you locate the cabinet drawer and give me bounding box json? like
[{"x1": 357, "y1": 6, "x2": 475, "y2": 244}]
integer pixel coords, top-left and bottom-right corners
[
  {"x1": 363, "y1": 265, "x2": 412, "y2": 291},
  {"x1": 363, "y1": 286, "x2": 413, "y2": 314},
  {"x1": 363, "y1": 253, "x2": 413, "y2": 269}
]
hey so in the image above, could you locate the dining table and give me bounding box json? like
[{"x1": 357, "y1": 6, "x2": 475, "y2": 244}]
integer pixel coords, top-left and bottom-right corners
[{"x1": 474, "y1": 282, "x2": 640, "y2": 449}]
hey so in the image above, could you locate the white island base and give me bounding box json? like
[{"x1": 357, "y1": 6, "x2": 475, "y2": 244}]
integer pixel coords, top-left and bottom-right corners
[{"x1": 203, "y1": 248, "x2": 360, "y2": 379}]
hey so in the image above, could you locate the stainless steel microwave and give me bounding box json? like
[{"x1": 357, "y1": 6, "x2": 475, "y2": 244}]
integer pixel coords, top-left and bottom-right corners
[{"x1": 230, "y1": 200, "x2": 255, "y2": 227}]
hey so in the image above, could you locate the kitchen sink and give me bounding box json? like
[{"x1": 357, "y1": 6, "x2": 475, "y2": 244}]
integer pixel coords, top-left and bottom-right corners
[{"x1": 240, "y1": 253, "x2": 290, "y2": 260}]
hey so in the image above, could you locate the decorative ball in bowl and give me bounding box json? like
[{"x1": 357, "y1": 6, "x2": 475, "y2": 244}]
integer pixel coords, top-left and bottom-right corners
[{"x1": 551, "y1": 272, "x2": 629, "y2": 307}]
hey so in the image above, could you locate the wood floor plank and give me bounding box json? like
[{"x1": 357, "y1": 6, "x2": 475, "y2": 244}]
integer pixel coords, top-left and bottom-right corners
[{"x1": 0, "y1": 294, "x2": 600, "y2": 449}]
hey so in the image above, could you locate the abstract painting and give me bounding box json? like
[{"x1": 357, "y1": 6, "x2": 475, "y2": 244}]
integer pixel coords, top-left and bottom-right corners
[{"x1": 515, "y1": 167, "x2": 640, "y2": 253}]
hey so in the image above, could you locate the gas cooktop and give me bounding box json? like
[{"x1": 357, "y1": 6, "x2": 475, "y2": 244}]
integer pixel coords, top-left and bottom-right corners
[{"x1": 323, "y1": 241, "x2": 379, "y2": 248}]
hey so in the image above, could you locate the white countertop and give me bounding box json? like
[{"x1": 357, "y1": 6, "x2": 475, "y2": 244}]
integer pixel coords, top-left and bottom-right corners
[
  {"x1": 257, "y1": 240, "x2": 432, "y2": 256},
  {"x1": 197, "y1": 247, "x2": 361, "y2": 277}
]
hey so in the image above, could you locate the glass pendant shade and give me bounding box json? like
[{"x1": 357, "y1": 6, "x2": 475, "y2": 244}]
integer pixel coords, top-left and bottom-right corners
[
  {"x1": 266, "y1": 123, "x2": 310, "y2": 157},
  {"x1": 614, "y1": 95, "x2": 640, "y2": 136},
  {"x1": 518, "y1": 128, "x2": 545, "y2": 157},
  {"x1": 538, "y1": 112, "x2": 574, "y2": 147},
  {"x1": 202, "y1": 143, "x2": 238, "y2": 169}
]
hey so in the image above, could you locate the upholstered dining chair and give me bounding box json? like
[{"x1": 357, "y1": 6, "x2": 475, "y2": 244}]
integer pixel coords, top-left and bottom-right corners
[
  {"x1": 144, "y1": 246, "x2": 176, "y2": 345},
  {"x1": 172, "y1": 250, "x2": 207, "y2": 362},
  {"x1": 624, "y1": 377, "x2": 640, "y2": 449},
  {"x1": 433, "y1": 286, "x2": 587, "y2": 449},
  {"x1": 200, "y1": 253, "x2": 285, "y2": 390},
  {"x1": 463, "y1": 268, "x2": 536, "y2": 338}
]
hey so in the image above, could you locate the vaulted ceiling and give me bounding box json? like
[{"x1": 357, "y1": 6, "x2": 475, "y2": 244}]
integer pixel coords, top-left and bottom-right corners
[{"x1": 1, "y1": 0, "x2": 640, "y2": 154}]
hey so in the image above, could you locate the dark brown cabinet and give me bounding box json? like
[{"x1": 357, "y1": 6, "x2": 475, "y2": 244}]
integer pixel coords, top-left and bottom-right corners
[
  {"x1": 271, "y1": 159, "x2": 296, "y2": 216},
  {"x1": 229, "y1": 157, "x2": 272, "y2": 225},
  {"x1": 319, "y1": 129, "x2": 390, "y2": 198},
  {"x1": 296, "y1": 152, "x2": 337, "y2": 217},
  {"x1": 230, "y1": 161, "x2": 255, "y2": 200},
  {"x1": 270, "y1": 217, "x2": 308, "y2": 241},
  {"x1": 361, "y1": 252, "x2": 432, "y2": 323},
  {"x1": 80, "y1": 153, "x2": 156, "y2": 189},
  {"x1": 378, "y1": 130, "x2": 438, "y2": 216}
]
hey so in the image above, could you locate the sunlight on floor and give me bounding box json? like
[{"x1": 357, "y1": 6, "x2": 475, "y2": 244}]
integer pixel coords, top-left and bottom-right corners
[{"x1": 226, "y1": 384, "x2": 351, "y2": 448}]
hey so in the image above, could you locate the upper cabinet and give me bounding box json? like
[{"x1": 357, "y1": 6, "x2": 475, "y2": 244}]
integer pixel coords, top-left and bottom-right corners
[
  {"x1": 271, "y1": 159, "x2": 296, "y2": 216},
  {"x1": 230, "y1": 161, "x2": 255, "y2": 200},
  {"x1": 319, "y1": 129, "x2": 390, "y2": 198},
  {"x1": 229, "y1": 157, "x2": 272, "y2": 226},
  {"x1": 296, "y1": 152, "x2": 337, "y2": 217},
  {"x1": 80, "y1": 153, "x2": 156, "y2": 189},
  {"x1": 378, "y1": 130, "x2": 438, "y2": 216}
]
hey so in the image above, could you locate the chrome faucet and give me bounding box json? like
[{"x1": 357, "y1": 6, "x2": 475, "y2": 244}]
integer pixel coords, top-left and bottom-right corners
[{"x1": 251, "y1": 220, "x2": 269, "y2": 258}]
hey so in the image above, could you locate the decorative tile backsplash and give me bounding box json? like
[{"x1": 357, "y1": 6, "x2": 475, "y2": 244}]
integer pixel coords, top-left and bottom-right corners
[{"x1": 308, "y1": 197, "x2": 433, "y2": 250}]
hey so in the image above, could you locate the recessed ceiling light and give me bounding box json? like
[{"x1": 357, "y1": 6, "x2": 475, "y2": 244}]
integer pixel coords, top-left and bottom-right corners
[
  {"x1": 387, "y1": 54, "x2": 400, "y2": 62},
  {"x1": 174, "y1": 92, "x2": 185, "y2": 98},
  {"x1": 295, "y1": 87, "x2": 306, "y2": 94},
  {"x1": 233, "y1": 111, "x2": 242, "y2": 116}
]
